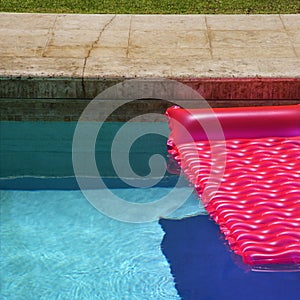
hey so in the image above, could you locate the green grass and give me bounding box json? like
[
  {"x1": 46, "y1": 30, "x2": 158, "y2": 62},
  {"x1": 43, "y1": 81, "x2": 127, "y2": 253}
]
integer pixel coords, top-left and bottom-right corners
[{"x1": 0, "y1": 0, "x2": 299, "y2": 14}]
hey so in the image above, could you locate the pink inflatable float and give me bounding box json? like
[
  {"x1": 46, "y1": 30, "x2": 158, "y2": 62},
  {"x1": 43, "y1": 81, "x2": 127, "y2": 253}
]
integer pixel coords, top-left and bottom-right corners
[{"x1": 166, "y1": 105, "x2": 300, "y2": 271}]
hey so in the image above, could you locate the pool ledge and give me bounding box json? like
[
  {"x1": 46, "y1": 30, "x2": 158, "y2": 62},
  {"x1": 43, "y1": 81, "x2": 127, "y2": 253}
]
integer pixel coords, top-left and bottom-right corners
[
  {"x1": 0, "y1": 13, "x2": 299, "y2": 104},
  {"x1": 0, "y1": 13, "x2": 300, "y2": 79}
]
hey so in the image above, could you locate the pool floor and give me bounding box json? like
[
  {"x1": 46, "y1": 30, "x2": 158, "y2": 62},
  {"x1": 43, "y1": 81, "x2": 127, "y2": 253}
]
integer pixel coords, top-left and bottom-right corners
[{"x1": 0, "y1": 187, "x2": 203, "y2": 299}]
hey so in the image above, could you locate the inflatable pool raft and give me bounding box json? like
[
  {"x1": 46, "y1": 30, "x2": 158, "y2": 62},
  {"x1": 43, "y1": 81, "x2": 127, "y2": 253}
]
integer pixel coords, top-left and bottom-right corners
[{"x1": 166, "y1": 105, "x2": 300, "y2": 271}]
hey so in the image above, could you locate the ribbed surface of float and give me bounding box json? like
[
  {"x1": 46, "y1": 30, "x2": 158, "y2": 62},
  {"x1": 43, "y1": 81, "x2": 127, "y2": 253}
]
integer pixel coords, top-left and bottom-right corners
[{"x1": 166, "y1": 105, "x2": 300, "y2": 270}]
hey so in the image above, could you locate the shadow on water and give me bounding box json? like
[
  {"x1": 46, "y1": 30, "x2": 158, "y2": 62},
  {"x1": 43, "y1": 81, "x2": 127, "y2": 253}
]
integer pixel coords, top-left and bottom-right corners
[{"x1": 160, "y1": 215, "x2": 300, "y2": 300}]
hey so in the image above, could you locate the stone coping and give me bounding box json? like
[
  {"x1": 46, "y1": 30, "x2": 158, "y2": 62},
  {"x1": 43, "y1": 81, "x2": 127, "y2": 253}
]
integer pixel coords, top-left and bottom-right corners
[{"x1": 0, "y1": 13, "x2": 299, "y2": 79}]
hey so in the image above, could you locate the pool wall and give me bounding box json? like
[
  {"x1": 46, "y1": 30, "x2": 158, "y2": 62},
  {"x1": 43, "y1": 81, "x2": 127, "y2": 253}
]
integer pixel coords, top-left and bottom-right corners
[{"x1": 1, "y1": 77, "x2": 300, "y2": 121}]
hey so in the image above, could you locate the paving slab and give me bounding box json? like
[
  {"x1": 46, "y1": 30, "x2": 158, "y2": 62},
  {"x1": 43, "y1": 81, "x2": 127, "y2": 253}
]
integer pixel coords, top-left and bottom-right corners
[
  {"x1": 106, "y1": 14, "x2": 131, "y2": 31},
  {"x1": 128, "y1": 47, "x2": 211, "y2": 59},
  {"x1": 131, "y1": 15, "x2": 207, "y2": 31},
  {"x1": 210, "y1": 30, "x2": 293, "y2": 48},
  {"x1": 0, "y1": 13, "x2": 56, "y2": 29},
  {"x1": 280, "y1": 14, "x2": 300, "y2": 30},
  {"x1": 0, "y1": 13, "x2": 299, "y2": 79},
  {"x1": 97, "y1": 29, "x2": 129, "y2": 48},
  {"x1": 205, "y1": 14, "x2": 285, "y2": 31},
  {"x1": 287, "y1": 30, "x2": 300, "y2": 46},
  {"x1": 89, "y1": 47, "x2": 128, "y2": 59},
  {"x1": 295, "y1": 47, "x2": 300, "y2": 56},
  {"x1": 212, "y1": 47, "x2": 296, "y2": 59},
  {"x1": 0, "y1": 57, "x2": 85, "y2": 77},
  {"x1": 53, "y1": 14, "x2": 114, "y2": 31}
]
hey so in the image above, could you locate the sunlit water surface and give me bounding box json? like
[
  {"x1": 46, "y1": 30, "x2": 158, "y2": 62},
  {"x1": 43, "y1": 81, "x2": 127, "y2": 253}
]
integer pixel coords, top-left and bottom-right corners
[{"x1": 1, "y1": 187, "x2": 205, "y2": 299}]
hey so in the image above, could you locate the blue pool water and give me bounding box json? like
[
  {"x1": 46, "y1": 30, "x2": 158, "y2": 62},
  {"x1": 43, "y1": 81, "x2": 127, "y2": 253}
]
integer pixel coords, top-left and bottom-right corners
[
  {"x1": 0, "y1": 187, "x2": 204, "y2": 299},
  {"x1": 0, "y1": 121, "x2": 170, "y2": 178},
  {"x1": 160, "y1": 216, "x2": 300, "y2": 300}
]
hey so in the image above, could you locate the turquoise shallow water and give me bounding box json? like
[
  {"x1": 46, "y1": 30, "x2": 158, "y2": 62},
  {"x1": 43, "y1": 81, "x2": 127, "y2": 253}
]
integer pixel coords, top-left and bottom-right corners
[{"x1": 1, "y1": 187, "x2": 205, "y2": 299}]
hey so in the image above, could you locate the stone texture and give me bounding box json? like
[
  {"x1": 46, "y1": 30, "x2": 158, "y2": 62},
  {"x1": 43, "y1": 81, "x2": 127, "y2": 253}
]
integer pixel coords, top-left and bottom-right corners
[
  {"x1": 130, "y1": 30, "x2": 209, "y2": 48},
  {"x1": 0, "y1": 12, "x2": 56, "y2": 29},
  {"x1": 47, "y1": 30, "x2": 100, "y2": 47},
  {"x1": 286, "y1": 30, "x2": 300, "y2": 46},
  {"x1": 0, "y1": 46, "x2": 44, "y2": 57},
  {"x1": 0, "y1": 13, "x2": 299, "y2": 99},
  {"x1": 280, "y1": 14, "x2": 300, "y2": 30},
  {"x1": 212, "y1": 47, "x2": 296, "y2": 59},
  {"x1": 257, "y1": 58, "x2": 300, "y2": 77},
  {"x1": 106, "y1": 15, "x2": 132, "y2": 31},
  {"x1": 0, "y1": 77, "x2": 122, "y2": 99},
  {"x1": 53, "y1": 14, "x2": 114, "y2": 31},
  {"x1": 43, "y1": 45, "x2": 90, "y2": 58},
  {"x1": 83, "y1": 57, "x2": 171, "y2": 78},
  {"x1": 0, "y1": 57, "x2": 85, "y2": 77},
  {"x1": 83, "y1": 56, "x2": 299, "y2": 79},
  {"x1": 0, "y1": 29, "x2": 49, "y2": 48},
  {"x1": 96, "y1": 30, "x2": 129, "y2": 48},
  {"x1": 131, "y1": 15, "x2": 206, "y2": 31},
  {"x1": 128, "y1": 47, "x2": 211, "y2": 59},
  {"x1": 90, "y1": 47, "x2": 128, "y2": 58},
  {"x1": 210, "y1": 30, "x2": 292, "y2": 48},
  {"x1": 206, "y1": 14, "x2": 284, "y2": 31}
]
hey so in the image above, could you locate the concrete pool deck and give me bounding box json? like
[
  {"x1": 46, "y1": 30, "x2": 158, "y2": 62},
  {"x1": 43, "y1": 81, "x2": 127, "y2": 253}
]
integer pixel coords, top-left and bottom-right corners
[
  {"x1": 0, "y1": 13, "x2": 299, "y2": 120},
  {"x1": 0, "y1": 13, "x2": 299, "y2": 78}
]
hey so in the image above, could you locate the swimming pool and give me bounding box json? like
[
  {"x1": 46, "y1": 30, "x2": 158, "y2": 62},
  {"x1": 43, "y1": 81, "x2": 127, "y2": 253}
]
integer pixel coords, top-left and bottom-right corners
[{"x1": 1, "y1": 118, "x2": 300, "y2": 300}]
